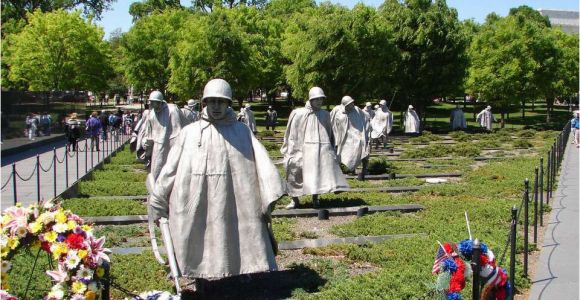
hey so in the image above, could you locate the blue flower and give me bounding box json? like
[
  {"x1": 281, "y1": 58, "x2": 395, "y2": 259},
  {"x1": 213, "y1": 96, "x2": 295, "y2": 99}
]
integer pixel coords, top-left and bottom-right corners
[
  {"x1": 447, "y1": 292, "x2": 462, "y2": 300},
  {"x1": 442, "y1": 258, "x2": 458, "y2": 273},
  {"x1": 480, "y1": 242, "x2": 488, "y2": 254},
  {"x1": 458, "y1": 239, "x2": 473, "y2": 259}
]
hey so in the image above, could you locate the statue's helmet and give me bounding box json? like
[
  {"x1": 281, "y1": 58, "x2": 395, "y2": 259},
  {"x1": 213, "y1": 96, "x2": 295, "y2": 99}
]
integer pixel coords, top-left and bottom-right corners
[
  {"x1": 148, "y1": 91, "x2": 164, "y2": 102},
  {"x1": 365, "y1": 102, "x2": 372, "y2": 107},
  {"x1": 341, "y1": 96, "x2": 354, "y2": 106},
  {"x1": 379, "y1": 99, "x2": 387, "y2": 106},
  {"x1": 308, "y1": 87, "x2": 326, "y2": 101},
  {"x1": 187, "y1": 99, "x2": 196, "y2": 107},
  {"x1": 202, "y1": 79, "x2": 232, "y2": 102}
]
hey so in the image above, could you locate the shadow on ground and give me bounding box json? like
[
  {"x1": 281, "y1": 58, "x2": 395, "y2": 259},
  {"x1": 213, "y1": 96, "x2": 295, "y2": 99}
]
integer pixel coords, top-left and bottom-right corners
[{"x1": 181, "y1": 266, "x2": 326, "y2": 299}]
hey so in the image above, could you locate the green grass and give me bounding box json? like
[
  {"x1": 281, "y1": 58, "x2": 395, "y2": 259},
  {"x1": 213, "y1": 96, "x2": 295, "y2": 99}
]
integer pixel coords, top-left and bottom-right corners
[
  {"x1": 272, "y1": 218, "x2": 298, "y2": 241},
  {"x1": 62, "y1": 198, "x2": 147, "y2": 216},
  {"x1": 94, "y1": 224, "x2": 155, "y2": 247}
]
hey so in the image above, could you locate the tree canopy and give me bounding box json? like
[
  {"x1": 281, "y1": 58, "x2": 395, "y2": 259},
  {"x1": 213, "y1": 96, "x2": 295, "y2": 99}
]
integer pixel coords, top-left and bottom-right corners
[{"x1": 5, "y1": 10, "x2": 113, "y2": 92}]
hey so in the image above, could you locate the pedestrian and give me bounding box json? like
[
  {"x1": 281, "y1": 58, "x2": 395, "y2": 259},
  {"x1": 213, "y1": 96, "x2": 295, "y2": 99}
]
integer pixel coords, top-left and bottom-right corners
[
  {"x1": 476, "y1": 106, "x2": 497, "y2": 131},
  {"x1": 99, "y1": 110, "x2": 109, "y2": 141},
  {"x1": 571, "y1": 111, "x2": 580, "y2": 147},
  {"x1": 65, "y1": 113, "x2": 81, "y2": 151},
  {"x1": 149, "y1": 78, "x2": 283, "y2": 281},
  {"x1": 28, "y1": 113, "x2": 39, "y2": 140},
  {"x1": 330, "y1": 96, "x2": 371, "y2": 180},
  {"x1": 1, "y1": 111, "x2": 8, "y2": 144},
  {"x1": 39, "y1": 112, "x2": 51, "y2": 136},
  {"x1": 86, "y1": 111, "x2": 102, "y2": 151},
  {"x1": 265, "y1": 105, "x2": 278, "y2": 131},
  {"x1": 282, "y1": 86, "x2": 348, "y2": 209},
  {"x1": 403, "y1": 105, "x2": 420, "y2": 135}
]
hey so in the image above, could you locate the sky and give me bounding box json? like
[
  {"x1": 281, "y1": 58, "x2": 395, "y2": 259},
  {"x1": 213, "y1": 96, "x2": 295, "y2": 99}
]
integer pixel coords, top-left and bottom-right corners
[{"x1": 96, "y1": 0, "x2": 579, "y2": 39}]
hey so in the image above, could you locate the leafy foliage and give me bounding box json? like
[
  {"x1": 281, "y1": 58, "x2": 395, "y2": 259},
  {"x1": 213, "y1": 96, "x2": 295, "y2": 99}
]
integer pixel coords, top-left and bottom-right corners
[{"x1": 62, "y1": 198, "x2": 147, "y2": 216}]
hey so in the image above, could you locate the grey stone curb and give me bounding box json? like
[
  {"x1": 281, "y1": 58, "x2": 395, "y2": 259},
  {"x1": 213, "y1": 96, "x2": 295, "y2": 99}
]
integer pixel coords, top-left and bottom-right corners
[{"x1": 345, "y1": 172, "x2": 461, "y2": 180}]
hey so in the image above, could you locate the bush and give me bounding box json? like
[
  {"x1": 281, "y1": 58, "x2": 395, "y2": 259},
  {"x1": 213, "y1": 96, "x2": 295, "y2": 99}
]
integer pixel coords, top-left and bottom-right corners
[
  {"x1": 516, "y1": 129, "x2": 536, "y2": 138},
  {"x1": 256, "y1": 130, "x2": 275, "y2": 137},
  {"x1": 452, "y1": 142, "x2": 481, "y2": 157},
  {"x1": 449, "y1": 131, "x2": 471, "y2": 142},
  {"x1": 513, "y1": 139, "x2": 533, "y2": 148},
  {"x1": 367, "y1": 158, "x2": 395, "y2": 175},
  {"x1": 409, "y1": 131, "x2": 442, "y2": 144},
  {"x1": 401, "y1": 143, "x2": 480, "y2": 159},
  {"x1": 262, "y1": 141, "x2": 280, "y2": 152},
  {"x1": 62, "y1": 198, "x2": 147, "y2": 216}
]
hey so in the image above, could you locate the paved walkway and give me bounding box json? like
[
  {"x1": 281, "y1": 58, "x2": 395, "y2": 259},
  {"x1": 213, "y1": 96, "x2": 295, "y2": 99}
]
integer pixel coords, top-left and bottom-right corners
[
  {"x1": 530, "y1": 135, "x2": 579, "y2": 300},
  {"x1": 1, "y1": 133, "x2": 129, "y2": 208}
]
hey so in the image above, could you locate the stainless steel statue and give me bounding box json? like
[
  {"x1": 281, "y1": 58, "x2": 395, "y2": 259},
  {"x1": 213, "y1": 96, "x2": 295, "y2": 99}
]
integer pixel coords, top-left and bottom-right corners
[
  {"x1": 181, "y1": 99, "x2": 200, "y2": 124},
  {"x1": 282, "y1": 86, "x2": 349, "y2": 209},
  {"x1": 450, "y1": 105, "x2": 467, "y2": 130},
  {"x1": 330, "y1": 96, "x2": 370, "y2": 180},
  {"x1": 476, "y1": 106, "x2": 496, "y2": 131},
  {"x1": 370, "y1": 99, "x2": 393, "y2": 149},
  {"x1": 149, "y1": 79, "x2": 283, "y2": 279},
  {"x1": 403, "y1": 105, "x2": 420, "y2": 134}
]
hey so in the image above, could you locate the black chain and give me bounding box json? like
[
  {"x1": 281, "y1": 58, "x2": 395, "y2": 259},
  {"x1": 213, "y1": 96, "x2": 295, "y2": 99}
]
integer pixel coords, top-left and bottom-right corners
[
  {"x1": 38, "y1": 158, "x2": 54, "y2": 172},
  {"x1": 55, "y1": 151, "x2": 66, "y2": 163},
  {"x1": 1, "y1": 173, "x2": 13, "y2": 190},
  {"x1": 15, "y1": 165, "x2": 37, "y2": 181}
]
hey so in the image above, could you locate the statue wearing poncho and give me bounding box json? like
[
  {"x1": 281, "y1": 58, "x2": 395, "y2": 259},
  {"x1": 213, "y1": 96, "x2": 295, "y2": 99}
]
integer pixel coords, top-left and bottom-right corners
[
  {"x1": 282, "y1": 87, "x2": 348, "y2": 208},
  {"x1": 370, "y1": 100, "x2": 393, "y2": 149},
  {"x1": 149, "y1": 79, "x2": 283, "y2": 279},
  {"x1": 450, "y1": 106, "x2": 467, "y2": 130},
  {"x1": 242, "y1": 104, "x2": 257, "y2": 134},
  {"x1": 476, "y1": 106, "x2": 496, "y2": 131},
  {"x1": 403, "y1": 105, "x2": 420, "y2": 134},
  {"x1": 330, "y1": 96, "x2": 370, "y2": 177},
  {"x1": 181, "y1": 99, "x2": 200, "y2": 124}
]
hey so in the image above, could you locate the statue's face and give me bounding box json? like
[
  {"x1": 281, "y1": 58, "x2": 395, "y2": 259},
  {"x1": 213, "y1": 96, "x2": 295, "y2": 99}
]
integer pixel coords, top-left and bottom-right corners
[
  {"x1": 206, "y1": 98, "x2": 229, "y2": 120},
  {"x1": 150, "y1": 101, "x2": 162, "y2": 113},
  {"x1": 345, "y1": 102, "x2": 355, "y2": 112},
  {"x1": 310, "y1": 97, "x2": 324, "y2": 110}
]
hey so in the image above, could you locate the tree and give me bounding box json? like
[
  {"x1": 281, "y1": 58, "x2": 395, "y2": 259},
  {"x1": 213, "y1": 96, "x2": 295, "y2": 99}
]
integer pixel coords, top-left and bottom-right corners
[
  {"x1": 167, "y1": 8, "x2": 259, "y2": 101},
  {"x1": 378, "y1": 0, "x2": 468, "y2": 119},
  {"x1": 1, "y1": 0, "x2": 114, "y2": 22},
  {"x1": 466, "y1": 14, "x2": 540, "y2": 126},
  {"x1": 129, "y1": 0, "x2": 183, "y2": 22},
  {"x1": 282, "y1": 3, "x2": 398, "y2": 104},
  {"x1": 192, "y1": 0, "x2": 268, "y2": 12},
  {"x1": 120, "y1": 9, "x2": 190, "y2": 93},
  {"x1": 5, "y1": 10, "x2": 113, "y2": 91}
]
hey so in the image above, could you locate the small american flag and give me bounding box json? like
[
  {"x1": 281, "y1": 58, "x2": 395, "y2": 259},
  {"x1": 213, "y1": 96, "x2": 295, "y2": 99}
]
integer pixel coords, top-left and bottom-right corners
[{"x1": 432, "y1": 244, "x2": 448, "y2": 274}]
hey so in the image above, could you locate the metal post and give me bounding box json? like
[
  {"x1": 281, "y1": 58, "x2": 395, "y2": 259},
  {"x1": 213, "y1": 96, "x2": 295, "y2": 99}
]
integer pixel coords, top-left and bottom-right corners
[
  {"x1": 533, "y1": 167, "x2": 539, "y2": 244},
  {"x1": 523, "y1": 178, "x2": 529, "y2": 277},
  {"x1": 85, "y1": 139, "x2": 88, "y2": 174},
  {"x1": 102, "y1": 262, "x2": 110, "y2": 300},
  {"x1": 53, "y1": 147, "x2": 57, "y2": 199},
  {"x1": 65, "y1": 149, "x2": 69, "y2": 188},
  {"x1": 472, "y1": 238, "x2": 481, "y2": 300},
  {"x1": 76, "y1": 147, "x2": 79, "y2": 181},
  {"x1": 36, "y1": 154, "x2": 41, "y2": 204},
  {"x1": 540, "y1": 158, "x2": 544, "y2": 226},
  {"x1": 91, "y1": 142, "x2": 94, "y2": 170},
  {"x1": 12, "y1": 163, "x2": 17, "y2": 205},
  {"x1": 510, "y1": 206, "x2": 517, "y2": 293},
  {"x1": 546, "y1": 152, "x2": 551, "y2": 204}
]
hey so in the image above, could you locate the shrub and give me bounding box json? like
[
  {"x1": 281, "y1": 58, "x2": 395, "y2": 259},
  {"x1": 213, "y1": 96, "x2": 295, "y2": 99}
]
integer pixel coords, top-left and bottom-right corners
[
  {"x1": 262, "y1": 141, "x2": 280, "y2": 151},
  {"x1": 449, "y1": 131, "x2": 471, "y2": 142},
  {"x1": 452, "y1": 142, "x2": 481, "y2": 157},
  {"x1": 78, "y1": 180, "x2": 148, "y2": 196},
  {"x1": 367, "y1": 158, "x2": 395, "y2": 175},
  {"x1": 401, "y1": 144, "x2": 450, "y2": 158},
  {"x1": 517, "y1": 129, "x2": 536, "y2": 138},
  {"x1": 62, "y1": 198, "x2": 147, "y2": 216},
  {"x1": 513, "y1": 139, "x2": 533, "y2": 148},
  {"x1": 256, "y1": 130, "x2": 275, "y2": 137}
]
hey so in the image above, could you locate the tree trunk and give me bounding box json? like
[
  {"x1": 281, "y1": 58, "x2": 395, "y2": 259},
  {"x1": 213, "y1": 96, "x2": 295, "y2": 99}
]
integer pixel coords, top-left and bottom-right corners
[
  {"x1": 532, "y1": 98, "x2": 535, "y2": 112},
  {"x1": 501, "y1": 105, "x2": 506, "y2": 129},
  {"x1": 545, "y1": 96, "x2": 552, "y2": 123},
  {"x1": 521, "y1": 100, "x2": 525, "y2": 120}
]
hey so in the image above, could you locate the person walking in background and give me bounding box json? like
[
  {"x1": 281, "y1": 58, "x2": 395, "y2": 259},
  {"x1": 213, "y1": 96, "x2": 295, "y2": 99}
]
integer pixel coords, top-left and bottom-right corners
[
  {"x1": 265, "y1": 106, "x2": 278, "y2": 131},
  {"x1": 1, "y1": 111, "x2": 8, "y2": 144},
  {"x1": 571, "y1": 111, "x2": 580, "y2": 148},
  {"x1": 28, "y1": 113, "x2": 39, "y2": 140},
  {"x1": 39, "y1": 112, "x2": 51, "y2": 136},
  {"x1": 65, "y1": 113, "x2": 81, "y2": 151},
  {"x1": 86, "y1": 111, "x2": 102, "y2": 151},
  {"x1": 99, "y1": 110, "x2": 108, "y2": 141}
]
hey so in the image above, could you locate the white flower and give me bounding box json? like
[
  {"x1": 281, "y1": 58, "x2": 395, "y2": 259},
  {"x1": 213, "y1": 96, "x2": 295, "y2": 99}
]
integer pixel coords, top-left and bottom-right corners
[
  {"x1": 65, "y1": 251, "x2": 81, "y2": 269},
  {"x1": 49, "y1": 284, "x2": 65, "y2": 299},
  {"x1": 44, "y1": 200, "x2": 55, "y2": 209},
  {"x1": 76, "y1": 267, "x2": 94, "y2": 280},
  {"x1": 52, "y1": 223, "x2": 68, "y2": 233},
  {"x1": 15, "y1": 226, "x2": 28, "y2": 237},
  {"x1": 0, "y1": 235, "x2": 7, "y2": 247},
  {"x1": 87, "y1": 281, "x2": 98, "y2": 292},
  {"x1": 1, "y1": 260, "x2": 12, "y2": 272}
]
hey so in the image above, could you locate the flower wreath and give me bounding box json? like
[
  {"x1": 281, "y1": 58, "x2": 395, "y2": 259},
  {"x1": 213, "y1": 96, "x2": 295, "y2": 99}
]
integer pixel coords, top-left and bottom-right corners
[
  {"x1": 431, "y1": 242, "x2": 471, "y2": 300},
  {"x1": 0, "y1": 202, "x2": 110, "y2": 300}
]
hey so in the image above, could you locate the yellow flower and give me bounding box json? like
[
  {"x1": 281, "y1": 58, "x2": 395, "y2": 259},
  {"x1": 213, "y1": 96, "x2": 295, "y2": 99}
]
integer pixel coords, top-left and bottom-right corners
[
  {"x1": 72, "y1": 281, "x2": 87, "y2": 294},
  {"x1": 1, "y1": 214, "x2": 12, "y2": 225},
  {"x1": 55, "y1": 211, "x2": 67, "y2": 224},
  {"x1": 85, "y1": 290, "x2": 96, "y2": 300},
  {"x1": 78, "y1": 249, "x2": 88, "y2": 259},
  {"x1": 1, "y1": 281, "x2": 8, "y2": 290},
  {"x1": 67, "y1": 220, "x2": 77, "y2": 230},
  {"x1": 31, "y1": 240, "x2": 41, "y2": 249},
  {"x1": 81, "y1": 225, "x2": 92, "y2": 233},
  {"x1": 1, "y1": 247, "x2": 9, "y2": 258},
  {"x1": 95, "y1": 267, "x2": 105, "y2": 278},
  {"x1": 15, "y1": 202, "x2": 21, "y2": 207},
  {"x1": 7, "y1": 237, "x2": 19, "y2": 250},
  {"x1": 1, "y1": 272, "x2": 7, "y2": 282},
  {"x1": 30, "y1": 221, "x2": 43, "y2": 233},
  {"x1": 44, "y1": 231, "x2": 58, "y2": 243},
  {"x1": 51, "y1": 243, "x2": 69, "y2": 260}
]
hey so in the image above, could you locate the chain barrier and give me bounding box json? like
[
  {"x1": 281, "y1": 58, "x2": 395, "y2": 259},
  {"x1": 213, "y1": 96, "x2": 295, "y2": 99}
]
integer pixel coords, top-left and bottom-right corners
[
  {"x1": 55, "y1": 151, "x2": 66, "y2": 164},
  {"x1": 67, "y1": 149, "x2": 77, "y2": 158},
  {"x1": 1, "y1": 173, "x2": 13, "y2": 190},
  {"x1": 38, "y1": 157, "x2": 55, "y2": 173},
  {"x1": 15, "y1": 165, "x2": 37, "y2": 181}
]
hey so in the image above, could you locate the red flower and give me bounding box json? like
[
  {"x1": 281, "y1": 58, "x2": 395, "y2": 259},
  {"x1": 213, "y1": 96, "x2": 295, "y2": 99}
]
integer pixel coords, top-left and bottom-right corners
[
  {"x1": 449, "y1": 257, "x2": 466, "y2": 293},
  {"x1": 41, "y1": 241, "x2": 51, "y2": 253},
  {"x1": 65, "y1": 233, "x2": 85, "y2": 249}
]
